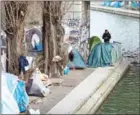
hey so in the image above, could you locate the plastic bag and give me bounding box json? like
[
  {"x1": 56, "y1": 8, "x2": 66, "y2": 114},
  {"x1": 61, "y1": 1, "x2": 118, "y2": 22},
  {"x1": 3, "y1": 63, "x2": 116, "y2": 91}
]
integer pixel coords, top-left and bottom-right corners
[
  {"x1": 64, "y1": 66, "x2": 70, "y2": 75},
  {"x1": 27, "y1": 68, "x2": 50, "y2": 97}
]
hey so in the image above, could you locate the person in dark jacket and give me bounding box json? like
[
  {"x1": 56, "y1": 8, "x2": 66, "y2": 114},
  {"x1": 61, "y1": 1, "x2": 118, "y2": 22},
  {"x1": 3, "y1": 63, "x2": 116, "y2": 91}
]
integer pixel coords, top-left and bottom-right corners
[
  {"x1": 19, "y1": 55, "x2": 29, "y2": 75},
  {"x1": 102, "y1": 30, "x2": 111, "y2": 43}
]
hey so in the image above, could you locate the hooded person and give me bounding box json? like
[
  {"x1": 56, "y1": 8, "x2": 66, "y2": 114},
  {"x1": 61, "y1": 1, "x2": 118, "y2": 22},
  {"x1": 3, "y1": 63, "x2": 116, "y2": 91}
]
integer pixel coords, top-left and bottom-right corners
[{"x1": 102, "y1": 29, "x2": 111, "y2": 43}]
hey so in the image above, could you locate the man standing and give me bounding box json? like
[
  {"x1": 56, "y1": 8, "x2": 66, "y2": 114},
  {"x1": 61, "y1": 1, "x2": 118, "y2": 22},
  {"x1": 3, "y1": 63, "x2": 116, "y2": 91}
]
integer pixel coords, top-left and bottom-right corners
[{"x1": 102, "y1": 29, "x2": 111, "y2": 43}]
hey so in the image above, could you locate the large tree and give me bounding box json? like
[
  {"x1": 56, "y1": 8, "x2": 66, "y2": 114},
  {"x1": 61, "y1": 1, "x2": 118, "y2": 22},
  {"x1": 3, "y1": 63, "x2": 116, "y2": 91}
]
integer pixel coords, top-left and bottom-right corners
[
  {"x1": 2, "y1": 1, "x2": 28, "y2": 75},
  {"x1": 43, "y1": 1, "x2": 65, "y2": 77}
]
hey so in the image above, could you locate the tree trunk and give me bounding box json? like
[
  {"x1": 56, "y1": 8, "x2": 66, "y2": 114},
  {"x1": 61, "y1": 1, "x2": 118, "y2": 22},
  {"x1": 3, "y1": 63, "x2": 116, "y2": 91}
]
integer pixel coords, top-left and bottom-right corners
[
  {"x1": 43, "y1": 1, "x2": 65, "y2": 77},
  {"x1": 4, "y1": 2, "x2": 27, "y2": 75},
  {"x1": 42, "y1": 1, "x2": 50, "y2": 74},
  {"x1": 6, "y1": 24, "x2": 24, "y2": 75}
]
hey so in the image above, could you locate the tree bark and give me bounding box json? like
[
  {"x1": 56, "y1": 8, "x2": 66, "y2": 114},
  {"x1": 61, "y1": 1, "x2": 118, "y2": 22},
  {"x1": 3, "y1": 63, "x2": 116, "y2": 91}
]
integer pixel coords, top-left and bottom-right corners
[
  {"x1": 42, "y1": 1, "x2": 50, "y2": 74},
  {"x1": 43, "y1": 1, "x2": 65, "y2": 77},
  {"x1": 4, "y1": 2, "x2": 27, "y2": 75}
]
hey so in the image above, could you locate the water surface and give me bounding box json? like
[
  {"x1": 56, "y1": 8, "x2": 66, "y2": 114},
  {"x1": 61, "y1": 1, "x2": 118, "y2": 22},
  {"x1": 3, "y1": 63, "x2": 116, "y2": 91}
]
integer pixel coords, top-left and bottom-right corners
[{"x1": 90, "y1": 11, "x2": 139, "y2": 52}]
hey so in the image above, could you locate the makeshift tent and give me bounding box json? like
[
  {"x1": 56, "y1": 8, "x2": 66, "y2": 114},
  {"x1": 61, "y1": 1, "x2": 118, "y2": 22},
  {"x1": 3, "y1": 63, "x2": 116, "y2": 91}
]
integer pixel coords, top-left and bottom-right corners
[
  {"x1": 1, "y1": 72, "x2": 29, "y2": 113},
  {"x1": 89, "y1": 36, "x2": 102, "y2": 52},
  {"x1": 13, "y1": 80, "x2": 29, "y2": 112},
  {"x1": 88, "y1": 43, "x2": 113, "y2": 68},
  {"x1": 67, "y1": 48, "x2": 87, "y2": 69},
  {"x1": 131, "y1": 2, "x2": 140, "y2": 9},
  {"x1": 110, "y1": 2, "x2": 121, "y2": 8},
  {"x1": 103, "y1": 1, "x2": 111, "y2": 6},
  {"x1": 120, "y1": 2, "x2": 124, "y2": 7},
  {"x1": 88, "y1": 36, "x2": 122, "y2": 68},
  {"x1": 1, "y1": 79, "x2": 19, "y2": 114}
]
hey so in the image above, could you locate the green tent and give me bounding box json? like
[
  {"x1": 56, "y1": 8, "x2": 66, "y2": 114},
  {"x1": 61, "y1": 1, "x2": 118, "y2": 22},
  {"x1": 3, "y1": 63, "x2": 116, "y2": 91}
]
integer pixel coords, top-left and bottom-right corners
[{"x1": 89, "y1": 36, "x2": 102, "y2": 52}]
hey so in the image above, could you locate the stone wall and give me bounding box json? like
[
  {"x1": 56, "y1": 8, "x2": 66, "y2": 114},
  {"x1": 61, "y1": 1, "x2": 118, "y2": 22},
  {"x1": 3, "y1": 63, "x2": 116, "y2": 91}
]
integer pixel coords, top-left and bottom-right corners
[{"x1": 25, "y1": 1, "x2": 43, "y2": 28}]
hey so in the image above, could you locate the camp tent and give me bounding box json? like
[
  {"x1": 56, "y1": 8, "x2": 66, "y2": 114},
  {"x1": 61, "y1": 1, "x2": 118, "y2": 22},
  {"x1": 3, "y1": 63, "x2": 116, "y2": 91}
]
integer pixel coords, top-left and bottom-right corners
[
  {"x1": 1, "y1": 72, "x2": 29, "y2": 113},
  {"x1": 88, "y1": 43, "x2": 113, "y2": 68},
  {"x1": 87, "y1": 36, "x2": 122, "y2": 68},
  {"x1": 110, "y1": 2, "x2": 121, "y2": 8},
  {"x1": 131, "y1": 2, "x2": 140, "y2": 9},
  {"x1": 103, "y1": 1, "x2": 111, "y2": 6},
  {"x1": 89, "y1": 36, "x2": 102, "y2": 52},
  {"x1": 67, "y1": 48, "x2": 87, "y2": 69}
]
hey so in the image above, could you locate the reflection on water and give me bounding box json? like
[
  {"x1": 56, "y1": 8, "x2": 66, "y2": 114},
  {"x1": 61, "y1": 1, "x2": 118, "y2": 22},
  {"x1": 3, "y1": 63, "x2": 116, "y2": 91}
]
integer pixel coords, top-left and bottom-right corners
[
  {"x1": 96, "y1": 63, "x2": 140, "y2": 114},
  {"x1": 90, "y1": 11, "x2": 139, "y2": 52}
]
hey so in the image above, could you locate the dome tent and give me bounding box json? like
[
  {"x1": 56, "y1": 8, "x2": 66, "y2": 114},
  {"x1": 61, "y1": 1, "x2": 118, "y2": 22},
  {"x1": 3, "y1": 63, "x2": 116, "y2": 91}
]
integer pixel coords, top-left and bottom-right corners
[
  {"x1": 87, "y1": 36, "x2": 121, "y2": 68},
  {"x1": 89, "y1": 36, "x2": 102, "y2": 52},
  {"x1": 67, "y1": 48, "x2": 87, "y2": 69}
]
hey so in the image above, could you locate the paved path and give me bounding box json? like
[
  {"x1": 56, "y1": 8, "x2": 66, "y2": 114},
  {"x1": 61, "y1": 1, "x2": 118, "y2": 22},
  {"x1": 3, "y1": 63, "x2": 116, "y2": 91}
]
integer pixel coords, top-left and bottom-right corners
[
  {"x1": 91, "y1": 5, "x2": 140, "y2": 18},
  {"x1": 29, "y1": 68, "x2": 95, "y2": 114}
]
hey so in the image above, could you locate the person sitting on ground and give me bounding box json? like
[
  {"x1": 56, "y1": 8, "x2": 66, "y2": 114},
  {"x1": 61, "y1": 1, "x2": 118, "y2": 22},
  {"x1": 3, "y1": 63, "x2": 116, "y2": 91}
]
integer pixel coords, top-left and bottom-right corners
[{"x1": 102, "y1": 29, "x2": 111, "y2": 43}]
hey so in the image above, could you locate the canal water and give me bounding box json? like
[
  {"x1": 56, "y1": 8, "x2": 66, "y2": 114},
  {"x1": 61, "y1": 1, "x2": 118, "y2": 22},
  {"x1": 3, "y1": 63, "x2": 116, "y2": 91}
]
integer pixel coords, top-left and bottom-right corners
[
  {"x1": 96, "y1": 63, "x2": 140, "y2": 114},
  {"x1": 90, "y1": 10, "x2": 139, "y2": 52},
  {"x1": 90, "y1": 11, "x2": 139, "y2": 114}
]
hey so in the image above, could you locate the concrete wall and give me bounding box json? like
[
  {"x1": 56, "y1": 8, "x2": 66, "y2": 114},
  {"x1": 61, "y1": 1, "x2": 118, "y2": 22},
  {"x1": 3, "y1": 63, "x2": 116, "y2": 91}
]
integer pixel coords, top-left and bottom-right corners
[
  {"x1": 25, "y1": 1, "x2": 42, "y2": 28},
  {"x1": 79, "y1": 1, "x2": 90, "y2": 60},
  {"x1": 47, "y1": 58, "x2": 129, "y2": 114},
  {"x1": 62, "y1": 1, "x2": 90, "y2": 61}
]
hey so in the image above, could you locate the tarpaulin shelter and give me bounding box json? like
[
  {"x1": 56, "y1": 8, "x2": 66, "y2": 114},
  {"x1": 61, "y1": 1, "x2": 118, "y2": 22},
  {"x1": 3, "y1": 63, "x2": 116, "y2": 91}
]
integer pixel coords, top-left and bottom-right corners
[
  {"x1": 110, "y1": 2, "x2": 121, "y2": 8},
  {"x1": 88, "y1": 43, "x2": 113, "y2": 68},
  {"x1": 1, "y1": 72, "x2": 29, "y2": 113},
  {"x1": 89, "y1": 36, "x2": 102, "y2": 52},
  {"x1": 67, "y1": 48, "x2": 87, "y2": 69},
  {"x1": 87, "y1": 36, "x2": 122, "y2": 68}
]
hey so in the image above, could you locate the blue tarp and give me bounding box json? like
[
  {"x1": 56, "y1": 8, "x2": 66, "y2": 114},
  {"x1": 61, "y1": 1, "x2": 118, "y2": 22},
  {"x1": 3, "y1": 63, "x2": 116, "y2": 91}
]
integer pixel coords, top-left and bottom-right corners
[
  {"x1": 14, "y1": 81, "x2": 29, "y2": 112},
  {"x1": 1, "y1": 72, "x2": 19, "y2": 114},
  {"x1": 67, "y1": 48, "x2": 87, "y2": 69},
  {"x1": 110, "y1": 2, "x2": 121, "y2": 8},
  {"x1": 103, "y1": 1, "x2": 111, "y2": 6},
  {"x1": 103, "y1": 1, "x2": 122, "y2": 8},
  {"x1": 131, "y1": 2, "x2": 140, "y2": 8},
  {"x1": 87, "y1": 43, "x2": 113, "y2": 68},
  {"x1": 1, "y1": 72, "x2": 29, "y2": 113}
]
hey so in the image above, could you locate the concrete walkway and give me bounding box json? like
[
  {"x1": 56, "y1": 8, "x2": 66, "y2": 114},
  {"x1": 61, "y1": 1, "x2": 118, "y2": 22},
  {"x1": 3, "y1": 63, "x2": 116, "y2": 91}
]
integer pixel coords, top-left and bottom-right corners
[
  {"x1": 29, "y1": 68, "x2": 95, "y2": 114},
  {"x1": 91, "y1": 5, "x2": 140, "y2": 18},
  {"x1": 29, "y1": 58, "x2": 129, "y2": 114},
  {"x1": 47, "y1": 58, "x2": 129, "y2": 114}
]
